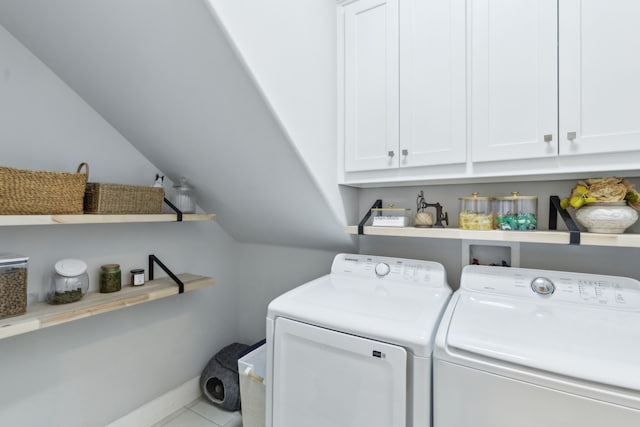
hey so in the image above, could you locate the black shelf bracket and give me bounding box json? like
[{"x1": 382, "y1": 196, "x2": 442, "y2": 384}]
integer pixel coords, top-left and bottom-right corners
[
  {"x1": 358, "y1": 199, "x2": 383, "y2": 235},
  {"x1": 549, "y1": 195, "x2": 581, "y2": 245},
  {"x1": 149, "y1": 254, "x2": 185, "y2": 294},
  {"x1": 163, "y1": 198, "x2": 183, "y2": 222}
]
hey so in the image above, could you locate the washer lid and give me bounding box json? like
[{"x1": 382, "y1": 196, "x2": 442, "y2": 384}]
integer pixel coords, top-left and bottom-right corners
[
  {"x1": 445, "y1": 265, "x2": 640, "y2": 391},
  {"x1": 268, "y1": 254, "x2": 452, "y2": 357}
]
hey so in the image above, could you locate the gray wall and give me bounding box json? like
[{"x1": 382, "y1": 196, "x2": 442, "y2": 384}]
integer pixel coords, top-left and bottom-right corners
[
  {"x1": 0, "y1": 23, "x2": 347, "y2": 425},
  {"x1": 0, "y1": 24, "x2": 241, "y2": 426}
]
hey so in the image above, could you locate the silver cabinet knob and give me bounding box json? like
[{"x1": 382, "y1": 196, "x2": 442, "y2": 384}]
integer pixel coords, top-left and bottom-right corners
[
  {"x1": 567, "y1": 131, "x2": 577, "y2": 140},
  {"x1": 388, "y1": 150, "x2": 395, "y2": 157},
  {"x1": 401, "y1": 149, "x2": 409, "y2": 156},
  {"x1": 544, "y1": 134, "x2": 553, "y2": 142}
]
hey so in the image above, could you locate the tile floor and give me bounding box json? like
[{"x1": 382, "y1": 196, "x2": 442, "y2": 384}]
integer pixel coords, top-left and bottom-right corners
[{"x1": 151, "y1": 397, "x2": 242, "y2": 427}]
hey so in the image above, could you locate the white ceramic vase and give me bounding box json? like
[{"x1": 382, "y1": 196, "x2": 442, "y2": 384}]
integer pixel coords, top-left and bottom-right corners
[{"x1": 574, "y1": 202, "x2": 639, "y2": 234}]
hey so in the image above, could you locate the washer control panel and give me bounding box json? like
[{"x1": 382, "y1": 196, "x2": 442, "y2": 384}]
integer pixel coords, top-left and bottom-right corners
[
  {"x1": 461, "y1": 265, "x2": 640, "y2": 309},
  {"x1": 332, "y1": 253, "x2": 446, "y2": 286}
]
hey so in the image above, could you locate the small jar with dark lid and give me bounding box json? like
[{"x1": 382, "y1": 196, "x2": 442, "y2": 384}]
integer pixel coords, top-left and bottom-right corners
[
  {"x1": 99, "y1": 264, "x2": 122, "y2": 293},
  {"x1": 459, "y1": 192, "x2": 493, "y2": 230},
  {"x1": 492, "y1": 192, "x2": 538, "y2": 231}
]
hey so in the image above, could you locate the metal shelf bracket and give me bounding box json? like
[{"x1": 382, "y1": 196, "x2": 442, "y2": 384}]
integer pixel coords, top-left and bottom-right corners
[
  {"x1": 163, "y1": 198, "x2": 183, "y2": 222},
  {"x1": 358, "y1": 199, "x2": 383, "y2": 235},
  {"x1": 149, "y1": 254, "x2": 185, "y2": 293},
  {"x1": 549, "y1": 195, "x2": 581, "y2": 245}
]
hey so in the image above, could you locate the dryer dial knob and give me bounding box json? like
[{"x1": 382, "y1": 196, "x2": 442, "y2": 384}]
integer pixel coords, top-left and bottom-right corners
[
  {"x1": 531, "y1": 277, "x2": 555, "y2": 295},
  {"x1": 375, "y1": 262, "x2": 391, "y2": 277}
]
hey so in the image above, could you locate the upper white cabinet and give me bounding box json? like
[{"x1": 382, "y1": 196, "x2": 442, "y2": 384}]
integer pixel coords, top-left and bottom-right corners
[
  {"x1": 469, "y1": 0, "x2": 558, "y2": 162},
  {"x1": 338, "y1": 0, "x2": 640, "y2": 186},
  {"x1": 471, "y1": 0, "x2": 640, "y2": 163},
  {"x1": 559, "y1": 0, "x2": 640, "y2": 156},
  {"x1": 338, "y1": 0, "x2": 466, "y2": 173},
  {"x1": 399, "y1": 0, "x2": 466, "y2": 168},
  {"x1": 341, "y1": 0, "x2": 399, "y2": 172}
]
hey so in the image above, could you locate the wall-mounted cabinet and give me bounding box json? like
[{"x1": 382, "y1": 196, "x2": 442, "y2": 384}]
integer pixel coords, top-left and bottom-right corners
[
  {"x1": 338, "y1": 0, "x2": 640, "y2": 187},
  {"x1": 337, "y1": 0, "x2": 466, "y2": 174},
  {"x1": 472, "y1": 0, "x2": 640, "y2": 163},
  {"x1": 469, "y1": 0, "x2": 558, "y2": 162},
  {"x1": 558, "y1": 0, "x2": 640, "y2": 156}
]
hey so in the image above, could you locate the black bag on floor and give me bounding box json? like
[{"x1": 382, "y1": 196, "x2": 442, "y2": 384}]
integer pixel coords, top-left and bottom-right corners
[{"x1": 200, "y1": 342, "x2": 249, "y2": 411}]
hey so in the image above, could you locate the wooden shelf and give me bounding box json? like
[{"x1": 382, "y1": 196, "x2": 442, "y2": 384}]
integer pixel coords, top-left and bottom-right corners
[
  {"x1": 0, "y1": 213, "x2": 215, "y2": 226},
  {"x1": 0, "y1": 273, "x2": 214, "y2": 340},
  {"x1": 346, "y1": 226, "x2": 640, "y2": 248}
]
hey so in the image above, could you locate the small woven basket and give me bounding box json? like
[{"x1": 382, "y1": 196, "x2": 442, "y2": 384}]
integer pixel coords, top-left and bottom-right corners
[
  {"x1": 0, "y1": 163, "x2": 89, "y2": 215},
  {"x1": 84, "y1": 183, "x2": 164, "y2": 214}
]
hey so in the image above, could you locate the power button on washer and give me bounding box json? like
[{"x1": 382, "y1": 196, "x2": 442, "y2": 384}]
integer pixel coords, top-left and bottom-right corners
[
  {"x1": 531, "y1": 277, "x2": 555, "y2": 295},
  {"x1": 375, "y1": 262, "x2": 391, "y2": 277}
]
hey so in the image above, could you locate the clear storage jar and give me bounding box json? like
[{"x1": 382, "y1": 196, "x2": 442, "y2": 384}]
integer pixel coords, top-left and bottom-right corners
[
  {"x1": 0, "y1": 254, "x2": 29, "y2": 318},
  {"x1": 172, "y1": 177, "x2": 196, "y2": 214},
  {"x1": 458, "y1": 192, "x2": 493, "y2": 230},
  {"x1": 493, "y1": 192, "x2": 538, "y2": 231},
  {"x1": 49, "y1": 259, "x2": 89, "y2": 304}
]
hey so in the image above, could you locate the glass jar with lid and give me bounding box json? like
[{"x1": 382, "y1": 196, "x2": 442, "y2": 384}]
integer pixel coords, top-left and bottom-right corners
[
  {"x1": 459, "y1": 192, "x2": 493, "y2": 230},
  {"x1": 172, "y1": 177, "x2": 196, "y2": 214},
  {"x1": 48, "y1": 259, "x2": 89, "y2": 304},
  {"x1": 99, "y1": 264, "x2": 122, "y2": 293},
  {"x1": 493, "y1": 192, "x2": 538, "y2": 231}
]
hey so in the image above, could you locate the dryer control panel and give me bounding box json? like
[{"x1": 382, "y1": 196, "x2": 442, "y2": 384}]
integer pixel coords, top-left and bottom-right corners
[
  {"x1": 461, "y1": 265, "x2": 640, "y2": 309},
  {"x1": 332, "y1": 253, "x2": 447, "y2": 287}
]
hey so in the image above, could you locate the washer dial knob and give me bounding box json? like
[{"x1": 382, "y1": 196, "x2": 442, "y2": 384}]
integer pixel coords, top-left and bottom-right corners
[
  {"x1": 531, "y1": 277, "x2": 555, "y2": 295},
  {"x1": 375, "y1": 262, "x2": 391, "y2": 277}
]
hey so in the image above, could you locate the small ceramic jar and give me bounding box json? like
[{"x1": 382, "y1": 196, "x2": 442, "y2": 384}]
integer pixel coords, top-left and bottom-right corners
[{"x1": 99, "y1": 264, "x2": 122, "y2": 293}]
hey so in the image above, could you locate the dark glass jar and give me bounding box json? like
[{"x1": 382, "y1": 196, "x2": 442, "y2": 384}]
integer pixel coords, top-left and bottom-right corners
[{"x1": 99, "y1": 264, "x2": 121, "y2": 293}]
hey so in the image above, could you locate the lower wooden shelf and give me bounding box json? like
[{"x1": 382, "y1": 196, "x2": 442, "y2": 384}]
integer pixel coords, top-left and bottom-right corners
[
  {"x1": 0, "y1": 273, "x2": 214, "y2": 341},
  {"x1": 346, "y1": 226, "x2": 640, "y2": 248}
]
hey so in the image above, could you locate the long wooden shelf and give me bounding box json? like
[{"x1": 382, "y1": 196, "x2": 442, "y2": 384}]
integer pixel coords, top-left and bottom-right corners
[
  {"x1": 0, "y1": 273, "x2": 214, "y2": 340},
  {"x1": 0, "y1": 213, "x2": 215, "y2": 226},
  {"x1": 346, "y1": 226, "x2": 640, "y2": 248}
]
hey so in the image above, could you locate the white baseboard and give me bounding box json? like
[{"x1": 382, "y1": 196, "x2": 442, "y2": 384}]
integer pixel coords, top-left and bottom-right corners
[{"x1": 107, "y1": 376, "x2": 201, "y2": 427}]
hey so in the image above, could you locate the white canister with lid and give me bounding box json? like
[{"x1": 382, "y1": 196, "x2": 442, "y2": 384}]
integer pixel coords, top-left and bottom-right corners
[{"x1": 48, "y1": 259, "x2": 90, "y2": 304}]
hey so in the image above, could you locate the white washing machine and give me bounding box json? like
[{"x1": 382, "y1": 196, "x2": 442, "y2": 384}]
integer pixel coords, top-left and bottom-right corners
[
  {"x1": 266, "y1": 253, "x2": 452, "y2": 427},
  {"x1": 434, "y1": 265, "x2": 640, "y2": 427}
]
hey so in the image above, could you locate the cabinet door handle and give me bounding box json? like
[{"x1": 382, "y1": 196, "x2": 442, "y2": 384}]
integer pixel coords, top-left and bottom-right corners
[
  {"x1": 388, "y1": 150, "x2": 395, "y2": 157},
  {"x1": 567, "y1": 131, "x2": 577, "y2": 141},
  {"x1": 544, "y1": 134, "x2": 553, "y2": 142},
  {"x1": 401, "y1": 149, "x2": 409, "y2": 156}
]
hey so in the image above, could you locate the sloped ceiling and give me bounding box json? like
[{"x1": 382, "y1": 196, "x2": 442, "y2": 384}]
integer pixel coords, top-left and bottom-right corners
[{"x1": 0, "y1": 0, "x2": 355, "y2": 250}]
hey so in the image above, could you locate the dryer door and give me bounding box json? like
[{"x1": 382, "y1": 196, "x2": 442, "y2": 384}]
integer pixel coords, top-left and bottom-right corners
[{"x1": 272, "y1": 317, "x2": 407, "y2": 427}]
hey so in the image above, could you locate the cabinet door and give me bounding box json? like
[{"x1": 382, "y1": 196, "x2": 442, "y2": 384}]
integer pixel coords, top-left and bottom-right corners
[
  {"x1": 400, "y1": 0, "x2": 466, "y2": 167},
  {"x1": 343, "y1": 0, "x2": 399, "y2": 172},
  {"x1": 470, "y1": 0, "x2": 558, "y2": 162},
  {"x1": 559, "y1": 0, "x2": 640, "y2": 156}
]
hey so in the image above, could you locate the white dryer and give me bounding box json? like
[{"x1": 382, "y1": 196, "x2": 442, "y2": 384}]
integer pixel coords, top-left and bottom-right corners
[
  {"x1": 434, "y1": 265, "x2": 640, "y2": 427},
  {"x1": 266, "y1": 253, "x2": 452, "y2": 427}
]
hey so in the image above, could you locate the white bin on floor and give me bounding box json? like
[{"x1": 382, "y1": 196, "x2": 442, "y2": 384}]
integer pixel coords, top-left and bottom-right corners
[{"x1": 238, "y1": 343, "x2": 266, "y2": 427}]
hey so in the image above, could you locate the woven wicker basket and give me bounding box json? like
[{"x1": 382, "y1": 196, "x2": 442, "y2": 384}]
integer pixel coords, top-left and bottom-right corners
[
  {"x1": 0, "y1": 163, "x2": 89, "y2": 215},
  {"x1": 84, "y1": 183, "x2": 164, "y2": 214}
]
